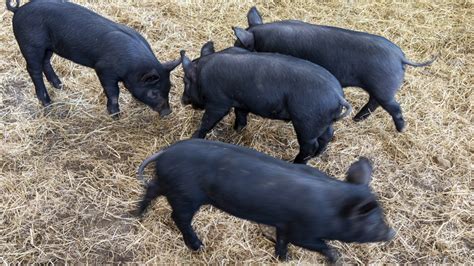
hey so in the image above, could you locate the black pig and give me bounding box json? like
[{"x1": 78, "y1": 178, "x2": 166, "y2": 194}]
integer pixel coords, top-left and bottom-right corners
[
  {"x1": 181, "y1": 42, "x2": 351, "y2": 163},
  {"x1": 136, "y1": 139, "x2": 395, "y2": 262},
  {"x1": 6, "y1": 0, "x2": 181, "y2": 116},
  {"x1": 234, "y1": 7, "x2": 436, "y2": 132}
]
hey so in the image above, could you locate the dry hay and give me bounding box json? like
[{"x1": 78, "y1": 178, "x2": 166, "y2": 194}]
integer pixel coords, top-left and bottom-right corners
[{"x1": 0, "y1": 0, "x2": 472, "y2": 264}]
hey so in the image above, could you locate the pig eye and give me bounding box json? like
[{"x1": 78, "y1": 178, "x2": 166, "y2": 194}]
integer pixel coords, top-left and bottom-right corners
[
  {"x1": 343, "y1": 199, "x2": 379, "y2": 218},
  {"x1": 141, "y1": 72, "x2": 160, "y2": 84},
  {"x1": 357, "y1": 201, "x2": 378, "y2": 216},
  {"x1": 144, "y1": 74, "x2": 160, "y2": 83}
]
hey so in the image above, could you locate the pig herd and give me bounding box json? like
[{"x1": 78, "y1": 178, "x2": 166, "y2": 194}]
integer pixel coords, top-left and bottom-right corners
[{"x1": 6, "y1": 0, "x2": 436, "y2": 262}]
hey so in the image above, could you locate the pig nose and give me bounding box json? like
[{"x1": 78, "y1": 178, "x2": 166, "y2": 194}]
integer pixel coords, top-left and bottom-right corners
[
  {"x1": 159, "y1": 108, "x2": 172, "y2": 117},
  {"x1": 386, "y1": 228, "x2": 396, "y2": 241}
]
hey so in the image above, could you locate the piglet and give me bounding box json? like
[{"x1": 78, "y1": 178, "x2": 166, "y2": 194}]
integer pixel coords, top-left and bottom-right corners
[
  {"x1": 234, "y1": 7, "x2": 436, "y2": 132},
  {"x1": 181, "y1": 42, "x2": 351, "y2": 163},
  {"x1": 6, "y1": 0, "x2": 180, "y2": 116},
  {"x1": 136, "y1": 139, "x2": 395, "y2": 262}
]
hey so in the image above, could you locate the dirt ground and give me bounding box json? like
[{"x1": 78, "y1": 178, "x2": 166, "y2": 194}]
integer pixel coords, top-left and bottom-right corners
[{"x1": 0, "y1": 0, "x2": 472, "y2": 264}]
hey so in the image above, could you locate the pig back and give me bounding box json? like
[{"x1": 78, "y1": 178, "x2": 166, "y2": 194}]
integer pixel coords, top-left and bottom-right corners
[
  {"x1": 14, "y1": 1, "x2": 151, "y2": 68},
  {"x1": 250, "y1": 21, "x2": 405, "y2": 86},
  {"x1": 153, "y1": 139, "x2": 362, "y2": 226},
  {"x1": 197, "y1": 52, "x2": 341, "y2": 105}
]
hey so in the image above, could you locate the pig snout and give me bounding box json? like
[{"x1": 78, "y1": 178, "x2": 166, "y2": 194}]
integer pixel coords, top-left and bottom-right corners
[
  {"x1": 159, "y1": 107, "x2": 172, "y2": 117},
  {"x1": 153, "y1": 101, "x2": 172, "y2": 117},
  {"x1": 375, "y1": 227, "x2": 396, "y2": 242}
]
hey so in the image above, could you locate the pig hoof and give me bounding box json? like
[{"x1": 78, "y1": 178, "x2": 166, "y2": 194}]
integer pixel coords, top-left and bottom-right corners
[
  {"x1": 353, "y1": 115, "x2": 367, "y2": 122},
  {"x1": 125, "y1": 209, "x2": 143, "y2": 220},
  {"x1": 191, "y1": 132, "x2": 204, "y2": 139},
  {"x1": 186, "y1": 239, "x2": 203, "y2": 251},
  {"x1": 276, "y1": 253, "x2": 290, "y2": 261},
  {"x1": 130, "y1": 208, "x2": 144, "y2": 219},
  {"x1": 42, "y1": 100, "x2": 52, "y2": 107},
  {"x1": 233, "y1": 124, "x2": 246, "y2": 132},
  {"x1": 51, "y1": 81, "x2": 63, "y2": 89},
  {"x1": 324, "y1": 249, "x2": 340, "y2": 264},
  {"x1": 110, "y1": 112, "x2": 121, "y2": 120},
  {"x1": 395, "y1": 123, "x2": 406, "y2": 133},
  {"x1": 352, "y1": 114, "x2": 369, "y2": 122}
]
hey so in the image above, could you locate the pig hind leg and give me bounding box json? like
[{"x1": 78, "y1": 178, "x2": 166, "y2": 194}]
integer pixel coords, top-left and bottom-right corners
[
  {"x1": 168, "y1": 197, "x2": 204, "y2": 250},
  {"x1": 43, "y1": 50, "x2": 63, "y2": 89},
  {"x1": 368, "y1": 85, "x2": 405, "y2": 132},
  {"x1": 363, "y1": 70, "x2": 405, "y2": 132},
  {"x1": 137, "y1": 179, "x2": 161, "y2": 217},
  {"x1": 353, "y1": 96, "x2": 380, "y2": 121},
  {"x1": 315, "y1": 125, "x2": 334, "y2": 156},
  {"x1": 20, "y1": 46, "x2": 52, "y2": 106},
  {"x1": 378, "y1": 97, "x2": 405, "y2": 132},
  {"x1": 292, "y1": 119, "x2": 328, "y2": 164},
  {"x1": 233, "y1": 108, "x2": 249, "y2": 132}
]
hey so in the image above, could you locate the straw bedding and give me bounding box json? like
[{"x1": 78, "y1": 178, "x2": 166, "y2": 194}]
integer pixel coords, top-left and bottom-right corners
[{"x1": 0, "y1": 0, "x2": 472, "y2": 263}]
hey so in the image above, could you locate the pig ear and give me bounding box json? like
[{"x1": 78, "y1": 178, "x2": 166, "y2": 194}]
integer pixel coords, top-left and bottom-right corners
[
  {"x1": 346, "y1": 157, "x2": 373, "y2": 185},
  {"x1": 344, "y1": 198, "x2": 379, "y2": 218},
  {"x1": 233, "y1": 27, "x2": 255, "y2": 51},
  {"x1": 162, "y1": 58, "x2": 182, "y2": 73},
  {"x1": 247, "y1": 6, "x2": 263, "y2": 27},
  {"x1": 140, "y1": 69, "x2": 160, "y2": 83},
  {"x1": 180, "y1": 50, "x2": 196, "y2": 79},
  {"x1": 200, "y1": 41, "x2": 215, "y2": 57}
]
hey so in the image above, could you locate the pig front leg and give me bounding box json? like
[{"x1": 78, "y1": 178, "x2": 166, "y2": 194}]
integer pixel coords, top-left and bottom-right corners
[
  {"x1": 103, "y1": 85, "x2": 121, "y2": 118},
  {"x1": 275, "y1": 226, "x2": 290, "y2": 261},
  {"x1": 97, "y1": 72, "x2": 121, "y2": 117},
  {"x1": 233, "y1": 108, "x2": 249, "y2": 132},
  {"x1": 294, "y1": 140, "x2": 318, "y2": 164},
  {"x1": 192, "y1": 107, "x2": 230, "y2": 138}
]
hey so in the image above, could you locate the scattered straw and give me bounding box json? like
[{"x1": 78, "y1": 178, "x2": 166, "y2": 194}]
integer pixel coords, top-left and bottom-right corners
[{"x1": 0, "y1": 0, "x2": 472, "y2": 264}]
